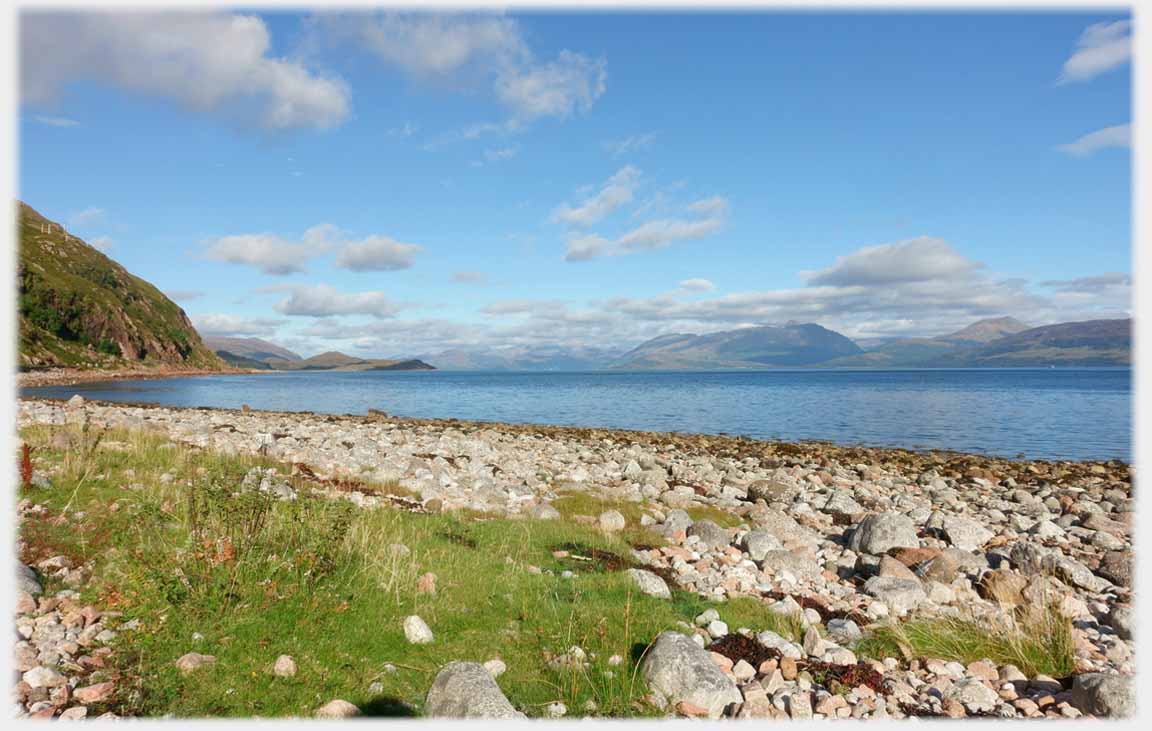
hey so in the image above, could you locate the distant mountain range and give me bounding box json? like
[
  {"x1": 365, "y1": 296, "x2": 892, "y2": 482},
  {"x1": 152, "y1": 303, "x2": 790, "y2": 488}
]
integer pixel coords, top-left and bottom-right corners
[
  {"x1": 203, "y1": 338, "x2": 434, "y2": 372},
  {"x1": 418, "y1": 345, "x2": 622, "y2": 371},
  {"x1": 612, "y1": 323, "x2": 863, "y2": 369},
  {"x1": 416, "y1": 317, "x2": 1130, "y2": 370}
]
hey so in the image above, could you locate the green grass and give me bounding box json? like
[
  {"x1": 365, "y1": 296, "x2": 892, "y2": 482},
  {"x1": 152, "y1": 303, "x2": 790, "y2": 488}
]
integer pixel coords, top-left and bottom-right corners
[
  {"x1": 856, "y1": 604, "x2": 1077, "y2": 678},
  {"x1": 19, "y1": 422, "x2": 800, "y2": 718}
]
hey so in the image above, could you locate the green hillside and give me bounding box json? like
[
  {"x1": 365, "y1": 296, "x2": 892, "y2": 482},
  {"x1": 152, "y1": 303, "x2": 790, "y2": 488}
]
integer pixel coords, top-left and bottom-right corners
[{"x1": 17, "y1": 201, "x2": 222, "y2": 370}]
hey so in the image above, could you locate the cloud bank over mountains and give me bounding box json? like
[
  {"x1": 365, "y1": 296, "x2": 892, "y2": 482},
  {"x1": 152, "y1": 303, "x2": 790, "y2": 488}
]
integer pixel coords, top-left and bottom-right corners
[{"x1": 197, "y1": 234, "x2": 1129, "y2": 357}]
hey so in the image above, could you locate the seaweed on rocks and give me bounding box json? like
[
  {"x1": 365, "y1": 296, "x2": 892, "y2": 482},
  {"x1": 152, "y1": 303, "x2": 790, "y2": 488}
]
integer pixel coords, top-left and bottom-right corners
[{"x1": 708, "y1": 633, "x2": 781, "y2": 670}]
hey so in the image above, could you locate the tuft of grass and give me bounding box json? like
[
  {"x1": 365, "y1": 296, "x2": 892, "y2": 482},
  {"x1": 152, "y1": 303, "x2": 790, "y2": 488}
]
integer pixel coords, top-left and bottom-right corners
[{"x1": 856, "y1": 602, "x2": 1076, "y2": 678}]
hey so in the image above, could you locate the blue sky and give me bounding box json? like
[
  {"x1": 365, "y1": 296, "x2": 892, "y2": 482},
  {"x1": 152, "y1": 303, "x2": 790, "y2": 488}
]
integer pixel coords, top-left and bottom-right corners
[{"x1": 19, "y1": 10, "x2": 1131, "y2": 358}]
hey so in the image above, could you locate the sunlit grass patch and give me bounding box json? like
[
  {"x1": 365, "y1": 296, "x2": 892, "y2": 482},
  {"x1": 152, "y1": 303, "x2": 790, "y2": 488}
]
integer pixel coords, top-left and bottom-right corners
[{"x1": 856, "y1": 602, "x2": 1076, "y2": 678}]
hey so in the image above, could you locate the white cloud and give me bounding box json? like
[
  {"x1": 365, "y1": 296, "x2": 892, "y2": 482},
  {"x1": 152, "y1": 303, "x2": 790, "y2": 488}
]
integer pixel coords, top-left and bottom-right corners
[
  {"x1": 1055, "y1": 123, "x2": 1130, "y2": 157},
  {"x1": 34, "y1": 115, "x2": 79, "y2": 127},
  {"x1": 192, "y1": 313, "x2": 286, "y2": 336},
  {"x1": 166, "y1": 290, "x2": 205, "y2": 301},
  {"x1": 68, "y1": 207, "x2": 105, "y2": 227},
  {"x1": 805, "y1": 236, "x2": 981, "y2": 287},
  {"x1": 482, "y1": 299, "x2": 566, "y2": 316},
  {"x1": 678, "y1": 278, "x2": 715, "y2": 293},
  {"x1": 604, "y1": 132, "x2": 656, "y2": 158},
  {"x1": 616, "y1": 212, "x2": 727, "y2": 254},
  {"x1": 1058, "y1": 20, "x2": 1131, "y2": 84},
  {"x1": 335, "y1": 236, "x2": 422, "y2": 272},
  {"x1": 325, "y1": 12, "x2": 523, "y2": 76},
  {"x1": 315, "y1": 12, "x2": 605, "y2": 128},
  {"x1": 687, "y1": 196, "x2": 729, "y2": 218},
  {"x1": 205, "y1": 225, "x2": 336, "y2": 275},
  {"x1": 495, "y1": 50, "x2": 606, "y2": 124},
  {"x1": 284, "y1": 238, "x2": 1130, "y2": 353},
  {"x1": 565, "y1": 195, "x2": 729, "y2": 261},
  {"x1": 272, "y1": 284, "x2": 402, "y2": 319},
  {"x1": 564, "y1": 233, "x2": 613, "y2": 262},
  {"x1": 205, "y1": 224, "x2": 421, "y2": 275},
  {"x1": 552, "y1": 166, "x2": 640, "y2": 228},
  {"x1": 22, "y1": 12, "x2": 349, "y2": 131}
]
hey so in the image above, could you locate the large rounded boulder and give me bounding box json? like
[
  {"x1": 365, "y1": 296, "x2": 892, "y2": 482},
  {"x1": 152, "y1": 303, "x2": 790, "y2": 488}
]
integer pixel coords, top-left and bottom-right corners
[
  {"x1": 848, "y1": 512, "x2": 919, "y2": 555},
  {"x1": 424, "y1": 661, "x2": 525, "y2": 718}
]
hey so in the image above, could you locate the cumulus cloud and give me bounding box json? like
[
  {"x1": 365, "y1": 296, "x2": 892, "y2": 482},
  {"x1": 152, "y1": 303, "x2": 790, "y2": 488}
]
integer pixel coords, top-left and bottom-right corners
[
  {"x1": 678, "y1": 278, "x2": 715, "y2": 293},
  {"x1": 1058, "y1": 20, "x2": 1131, "y2": 84},
  {"x1": 205, "y1": 224, "x2": 420, "y2": 275},
  {"x1": 205, "y1": 225, "x2": 334, "y2": 275},
  {"x1": 335, "y1": 236, "x2": 422, "y2": 272},
  {"x1": 22, "y1": 11, "x2": 349, "y2": 131},
  {"x1": 271, "y1": 284, "x2": 403, "y2": 319},
  {"x1": 552, "y1": 166, "x2": 640, "y2": 228},
  {"x1": 805, "y1": 236, "x2": 981, "y2": 287},
  {"x1": 604, "y1": 132, "x2": 656, "y2": 158},
  {"x1": 313, "y1": 12, "x2": 605, "y2": 128},
  {"x1": 1055, "y1": 123, "x2": 1130, "y2": 157},
  {"x1": 192, "y1": 313, "x2": 286, "y2": 336},
  {"x1": 89, "y1": 236, "x2": 114, "y2": 252}
]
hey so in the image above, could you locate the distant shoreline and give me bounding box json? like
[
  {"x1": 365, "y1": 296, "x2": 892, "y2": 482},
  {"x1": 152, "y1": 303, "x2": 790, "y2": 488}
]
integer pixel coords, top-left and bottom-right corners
[{"x1": 15, "y1": 366, "x2": 267, "y2": 389}]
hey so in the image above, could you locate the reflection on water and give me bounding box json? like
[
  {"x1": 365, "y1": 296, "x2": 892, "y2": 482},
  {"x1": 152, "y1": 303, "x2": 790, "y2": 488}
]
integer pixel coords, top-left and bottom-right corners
[{"x1": 23, "y1": 368, "x2": 1131, "y2": 462}]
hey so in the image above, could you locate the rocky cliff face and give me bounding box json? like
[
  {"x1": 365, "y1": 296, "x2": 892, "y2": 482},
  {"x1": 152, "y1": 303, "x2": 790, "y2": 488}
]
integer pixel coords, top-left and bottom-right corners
[{"x1": 17, "y1": 201, "x2": 222, "y2": 370}]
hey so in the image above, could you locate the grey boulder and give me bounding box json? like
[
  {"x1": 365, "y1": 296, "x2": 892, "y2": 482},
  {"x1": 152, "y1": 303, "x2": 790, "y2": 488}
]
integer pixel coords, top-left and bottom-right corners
[
  {"x1": 863, "y1": 576, "x2": 926, "y2": 615},
  {"x1": 740, "y1": 531, "x2": 784, "y2": 561},
  {"x1": 941, "y1": 515, "x2": 994, "y2": 552},
  {"x1": 425, "y1": 661, "x2": 525, "y2": 718},
  {"x1": 627, "y1": 568, "x2": 672, "y2": 599},
  {"x1": 641, "y1": 631, "x2": 742, "y2": 718},
  {"x1": 16, "y1": 564, "x2": 42, "y2": 595},
  {"x1": 1069, "y1": 672, "x2": 1134, "y2": 718},
  {"x1": 849, "y1": 512, "x2": 919, "y2": 555},
  {"x1": 687, "y1": 520, "x2": 731, "y2": 549}
]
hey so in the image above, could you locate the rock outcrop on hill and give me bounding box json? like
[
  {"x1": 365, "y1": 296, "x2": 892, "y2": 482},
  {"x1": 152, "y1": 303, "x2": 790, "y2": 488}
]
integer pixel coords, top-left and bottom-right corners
[{"x1": 17, "y1": 202, "x2": 221, "y2": 371}]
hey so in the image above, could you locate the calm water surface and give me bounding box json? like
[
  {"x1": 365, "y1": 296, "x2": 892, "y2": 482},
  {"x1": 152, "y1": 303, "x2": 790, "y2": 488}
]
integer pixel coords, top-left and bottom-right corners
[{"x1": 23, "y1": 369, "x2": 1131, "y2": 462}]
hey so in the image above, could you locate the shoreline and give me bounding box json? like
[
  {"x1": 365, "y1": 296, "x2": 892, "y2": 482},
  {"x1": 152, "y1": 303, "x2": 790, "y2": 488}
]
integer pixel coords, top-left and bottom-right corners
[
  {"x1": 18, "y1": 395, "x2": 1129, "y2": 475},
  {"x1": 15, "y1": 365, "x2": 265, "y2": 388}
]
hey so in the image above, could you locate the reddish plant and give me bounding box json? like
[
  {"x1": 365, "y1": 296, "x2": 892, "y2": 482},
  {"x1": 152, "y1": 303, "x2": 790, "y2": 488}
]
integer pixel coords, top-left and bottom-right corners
[{"x1": 20, "y1": 443, "x2": 33, "y2": 489}]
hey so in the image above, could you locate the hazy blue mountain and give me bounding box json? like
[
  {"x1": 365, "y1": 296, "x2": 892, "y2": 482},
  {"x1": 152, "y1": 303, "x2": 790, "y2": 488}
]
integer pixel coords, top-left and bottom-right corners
[
  {"x1": 202, "y1": 336, "x2": 301, "y2": 362},
  {"x1": 419, "y1": 345, "x2": 624, "y2": 371},
  {"x1": 613, "y1": 323, "x2": 864, "y2": 369},
  {"x1": 924, "y1": 319, "x2": 1131, "y2": 367}
]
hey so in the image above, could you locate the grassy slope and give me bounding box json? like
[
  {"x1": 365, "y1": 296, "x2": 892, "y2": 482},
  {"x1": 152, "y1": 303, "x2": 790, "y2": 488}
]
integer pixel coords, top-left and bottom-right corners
[
  {"x1": 17, "y1": 202, "x2": 222, "y2": 370},
  {"x1": 18, "y1": 422, "x2": 798, "y2": 718}
]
